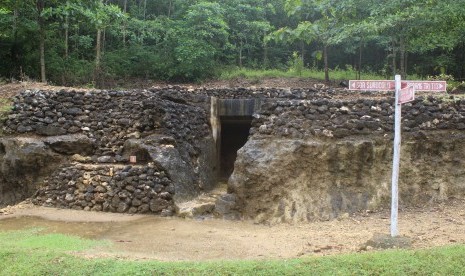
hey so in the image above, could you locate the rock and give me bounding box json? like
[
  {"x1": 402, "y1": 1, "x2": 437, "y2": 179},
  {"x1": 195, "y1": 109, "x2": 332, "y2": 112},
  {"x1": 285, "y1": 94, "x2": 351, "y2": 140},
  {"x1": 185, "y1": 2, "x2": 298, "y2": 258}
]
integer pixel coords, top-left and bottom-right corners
[
  {"x1": 214, "y1": 194, "x2": 240, "y2": 220},
  {"x1": 64, "y1": 108, "x2": 83, "y2": 115},
  {"x1": 230, "y1": 132, "x2": 465, "y2": 224},
  {"x1": 178, "y1": 202, "x2": 215, "y2": 218},
  {"x1": 44, "y1": 134, "x2": 95, "y2": 155},
  {"x1": 127, "y1": 132, "x2": 141, "y2": 139},
  {"x1": 364, "y1": 233, "x2": 412, "y2": 249},
  {"x1": 71, "y1": 154, "x2": 92, "y2": 163},
  {"x1": 36, "y1": 125, "x2": 67, "y2": 136},
  {"x1": 0, "y1": 137, "x2": 64, "y2": 207},
  {"x1": 17, "y1": 125, "x2": 33, "y2": 133},
  {"x1": 117, "y1": 202, "x2": 129, "y2": 213},
  {"x1": 149, "y1": 198, "x2": 171, "y2": 212},
  {"x1": 123, "y1": 135, "x2": 198, "y2": 201},
  {"x1": 94, "y1": 186, "x2": 107, "y2": 193},
  {"x1": 97, "y1": 156, "x2": 114, "y2": 163},
  {"x1": 65, "y1": 193, "x2": 74, "y2": 202}
]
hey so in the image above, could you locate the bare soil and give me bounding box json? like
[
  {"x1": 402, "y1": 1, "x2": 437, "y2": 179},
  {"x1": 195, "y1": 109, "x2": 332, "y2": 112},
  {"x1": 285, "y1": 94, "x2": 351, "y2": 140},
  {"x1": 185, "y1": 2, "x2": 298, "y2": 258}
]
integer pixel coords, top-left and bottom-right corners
[{"x1": 1, "y1": 200, "x2": 464, "y2": 261}]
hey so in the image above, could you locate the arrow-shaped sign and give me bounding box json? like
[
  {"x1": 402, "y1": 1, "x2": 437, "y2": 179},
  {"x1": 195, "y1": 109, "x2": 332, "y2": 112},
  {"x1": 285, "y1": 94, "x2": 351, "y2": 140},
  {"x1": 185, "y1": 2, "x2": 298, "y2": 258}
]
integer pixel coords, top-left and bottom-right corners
[{"x1": 349, "y1": 80, "x2": 446, "y2": 92}]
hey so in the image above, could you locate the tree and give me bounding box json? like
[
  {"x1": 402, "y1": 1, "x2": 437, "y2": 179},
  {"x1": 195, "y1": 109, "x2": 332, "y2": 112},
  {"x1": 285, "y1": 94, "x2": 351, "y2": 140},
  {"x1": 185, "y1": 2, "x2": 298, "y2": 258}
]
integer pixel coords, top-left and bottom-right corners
[
  {"x1": 171, "y1": 1, "x2": 229, "y2": 81},
  {"x1": 80, "y1": 0, "x2": 124, "y2": 83},
  {"x1": 221, "y1": 0, "x2": 272, "y2": 68},
  {"x1": 274, "y1": 0, "x2": 351, "y2": 82}
]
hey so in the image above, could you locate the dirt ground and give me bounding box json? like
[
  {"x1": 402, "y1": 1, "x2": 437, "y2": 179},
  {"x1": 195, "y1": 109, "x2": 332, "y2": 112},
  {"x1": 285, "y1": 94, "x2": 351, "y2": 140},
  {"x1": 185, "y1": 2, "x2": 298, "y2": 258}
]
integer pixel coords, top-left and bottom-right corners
[{"x1": 0, "y1": 200, "x2": 464, "y2": 261}]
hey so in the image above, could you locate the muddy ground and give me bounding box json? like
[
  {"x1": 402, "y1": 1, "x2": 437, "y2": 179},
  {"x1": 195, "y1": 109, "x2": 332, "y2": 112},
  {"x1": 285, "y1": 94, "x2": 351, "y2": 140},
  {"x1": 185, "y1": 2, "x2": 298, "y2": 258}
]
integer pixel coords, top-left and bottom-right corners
[{"x1": 0, "y1": 200, "x2": 464, "y2": 261}]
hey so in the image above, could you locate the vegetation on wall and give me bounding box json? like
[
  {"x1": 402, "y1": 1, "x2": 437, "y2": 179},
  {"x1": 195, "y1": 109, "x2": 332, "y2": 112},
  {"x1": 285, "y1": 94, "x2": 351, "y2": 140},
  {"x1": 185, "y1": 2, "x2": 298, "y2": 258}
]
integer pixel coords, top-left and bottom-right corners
[{"x1": 0, "y1": 0, "x2": 464, "y2": 86}]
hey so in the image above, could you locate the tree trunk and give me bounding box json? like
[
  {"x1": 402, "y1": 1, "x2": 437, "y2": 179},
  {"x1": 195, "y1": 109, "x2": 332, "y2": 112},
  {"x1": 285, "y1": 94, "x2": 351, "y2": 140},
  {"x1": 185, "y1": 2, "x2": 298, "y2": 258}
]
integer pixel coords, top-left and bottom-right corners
[
  {"x1": 168, "y1": 0, "x2": 172, "y2": 18},
  {"x1": 13, "y1": 7, "x2": 18, "y2": 40},
  {"x1": 102, "y1": 28, "x2": 106, "y2": 56},
  {"x1": 404, "y1": 52, "x2": 408, "y2": 79},
  {"x1": 12, "y1": 6, "x2": 19, "y2": 79},
  {"x1": 143, "y1": 0, "x2": 147, "y2": 20},
  {"x1": 37, "y1": 0, "x2": 46, "y2": 83},
  {"x1": 323, "y1": 45, "x2": 329, "y2": 82},
  {"x1": 300, "y1": 41, "x2": 305, "y2": 65},
  {"x1": 123, "y1": 0, "x2": 127, "y2": 46},
  {"x1": 239, "y1": 40, "x2": 243, "y2": 68},
  {"x1": 263, "y1": 35, "x2": 268, "y2": 69},
  {"x1": 94, "y1": 28, "x2": 102, "y2": 83},
  {"x1": 392, "y1": 42, "x2": 397, "y2": 77},
  {"x1": 64, "y1": 13, "x2": 69, "y2": 59},
  {"x1": 358, "y1": 41, "x2": 362, "y2": 80},
  {"x1": 459, "y1": 42, "x2": 465, "y2": 80}
]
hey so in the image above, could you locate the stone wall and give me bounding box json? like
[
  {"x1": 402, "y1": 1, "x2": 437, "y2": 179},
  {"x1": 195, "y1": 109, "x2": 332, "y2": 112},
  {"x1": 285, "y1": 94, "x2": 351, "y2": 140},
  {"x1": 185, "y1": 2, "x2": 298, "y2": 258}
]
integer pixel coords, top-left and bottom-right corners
[
  {"x1": 1, "y1": 88, "x2": 216, "y2": 210},
  {"x1": 33, "y1": 163, "x2": 175, "y2": 215},
  {"x1": 251, "y1": 96, "x2": 465, "y2": 139}
]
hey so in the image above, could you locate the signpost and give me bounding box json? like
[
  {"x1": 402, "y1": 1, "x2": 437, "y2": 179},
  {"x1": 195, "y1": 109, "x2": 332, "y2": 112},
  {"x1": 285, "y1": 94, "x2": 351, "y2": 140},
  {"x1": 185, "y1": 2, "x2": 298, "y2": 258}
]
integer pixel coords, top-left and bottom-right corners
[
  {"x1": 349, "y1": 80, "x2": 446, "y2": 92},
  {"x1": 349, "y1": 76, "x2": 446, "y2": 237}
]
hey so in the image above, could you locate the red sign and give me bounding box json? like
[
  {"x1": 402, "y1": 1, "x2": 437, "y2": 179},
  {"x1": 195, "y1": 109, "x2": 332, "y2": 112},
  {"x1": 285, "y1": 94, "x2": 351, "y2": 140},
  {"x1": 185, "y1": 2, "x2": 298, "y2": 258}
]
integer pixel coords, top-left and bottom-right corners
[
  {"x1": 403, "y1": 81, "x2": 446, "y2": 92},
  {"x1": 349, "y1": 80, "x2": 394, "y2": 91},
  {"x1": 349, "y1": 80, "x2": 446, "y2": 92},
  {"x1": 398, "y1": 86, "x2": 415, "y2": 104}
]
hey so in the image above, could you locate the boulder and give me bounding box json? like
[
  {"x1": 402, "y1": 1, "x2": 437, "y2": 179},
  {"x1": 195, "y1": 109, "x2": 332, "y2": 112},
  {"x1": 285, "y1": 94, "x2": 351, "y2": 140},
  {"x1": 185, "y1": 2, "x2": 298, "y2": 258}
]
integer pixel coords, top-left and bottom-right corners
[
  {"x1": 0, "y1": 137, "x2": 65, "y2": 207},
  {"x1": 44, "y1": 134, "x2": 95, "y2": 155},
  {"x1": 123, "y1": 135, "x2": 199, "y2": 202},
  {"x1": 36, "y1": 125, "x2": 67, "y2": 136},
  {"x1": 228, "y1": 134, "x2": 465, "y2": 223}
]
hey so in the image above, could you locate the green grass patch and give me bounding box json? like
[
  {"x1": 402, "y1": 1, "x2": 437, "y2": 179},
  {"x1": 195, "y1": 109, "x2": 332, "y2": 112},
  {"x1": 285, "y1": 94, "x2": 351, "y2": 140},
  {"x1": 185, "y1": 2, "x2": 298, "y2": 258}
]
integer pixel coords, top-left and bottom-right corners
[
  {"x1": 0, "y1": 98, "x2": 13, "y2": 136},
  {"x1": 0, "y1": 228, "x2": 465, "y2": 275},
  {"x1": 0, "y1": 98, "x2": 12, "y2": 114},
  {"x1": 219, "y1": 67, "x2": 387, "y2": 81}
]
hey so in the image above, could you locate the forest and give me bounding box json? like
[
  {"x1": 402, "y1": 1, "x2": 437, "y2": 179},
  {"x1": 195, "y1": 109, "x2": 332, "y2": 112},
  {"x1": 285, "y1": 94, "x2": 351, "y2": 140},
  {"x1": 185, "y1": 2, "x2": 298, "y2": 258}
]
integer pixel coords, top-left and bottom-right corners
[{"x1": 0, "y1": 0, "x2": 464, "y2": 86}]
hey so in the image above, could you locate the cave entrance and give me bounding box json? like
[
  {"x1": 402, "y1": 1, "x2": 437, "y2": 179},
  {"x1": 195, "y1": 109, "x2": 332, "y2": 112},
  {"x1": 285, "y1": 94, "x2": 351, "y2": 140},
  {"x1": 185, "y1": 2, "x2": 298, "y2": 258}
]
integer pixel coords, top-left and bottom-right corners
[{"x1": 219, "y1": 117, "x2": 252, "y2": 180}]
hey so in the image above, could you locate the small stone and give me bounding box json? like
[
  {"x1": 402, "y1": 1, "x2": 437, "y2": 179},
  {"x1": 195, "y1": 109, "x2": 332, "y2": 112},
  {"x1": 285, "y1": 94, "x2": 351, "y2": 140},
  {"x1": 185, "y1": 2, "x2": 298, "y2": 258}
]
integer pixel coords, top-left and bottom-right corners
[
  {"x1": 71, "y1": 154, "x2": 92, "y2": 163},
  {"x1": 65, "y1": 193, "x2": 74, "y2": 202},
  {"x1": 127, "y1": 131, "x2": 141, "y2": 139},
  {"x1": 117, "y1": 202, "x2": 128, "y2": 213},
  {"x1": 149, "y1": 198, "x2": 170, "y2": 212},
  {"x1": 97, "y1": 156, "x2": 113, "y2": 163},
  {"x1": 94, "y1": 186, "x2": 107, "y2": 193}
]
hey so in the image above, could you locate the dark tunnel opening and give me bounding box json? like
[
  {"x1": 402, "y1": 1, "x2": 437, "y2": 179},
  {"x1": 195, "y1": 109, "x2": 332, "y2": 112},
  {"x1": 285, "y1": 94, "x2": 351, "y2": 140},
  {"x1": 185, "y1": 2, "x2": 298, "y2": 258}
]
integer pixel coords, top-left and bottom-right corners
[{"x1": 220, "y1": 117, "x2": 252, "y2": 180}]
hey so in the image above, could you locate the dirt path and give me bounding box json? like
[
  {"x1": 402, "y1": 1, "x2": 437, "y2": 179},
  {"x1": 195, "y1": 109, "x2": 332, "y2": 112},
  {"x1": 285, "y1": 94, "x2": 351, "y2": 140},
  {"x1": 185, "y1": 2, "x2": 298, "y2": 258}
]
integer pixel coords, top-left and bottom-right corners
[{"x1": 1, "y1": 200, "x2": 464, "y2": 261}]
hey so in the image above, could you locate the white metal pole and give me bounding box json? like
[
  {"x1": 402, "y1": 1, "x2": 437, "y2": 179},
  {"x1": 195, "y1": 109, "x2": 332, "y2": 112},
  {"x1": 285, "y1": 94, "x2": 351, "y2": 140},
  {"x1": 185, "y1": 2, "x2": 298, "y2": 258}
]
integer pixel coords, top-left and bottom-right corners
[{"x1": 391, "y1": 75, "x2": 402, "y2": 237}]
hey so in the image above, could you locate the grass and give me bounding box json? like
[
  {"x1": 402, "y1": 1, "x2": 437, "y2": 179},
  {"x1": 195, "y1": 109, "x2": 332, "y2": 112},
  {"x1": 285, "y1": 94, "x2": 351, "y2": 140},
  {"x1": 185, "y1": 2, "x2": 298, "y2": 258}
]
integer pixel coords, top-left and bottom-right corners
[
  {"x1": 219, "y1": 67, "x2": 388, "y2": 82},
  {"x1": 1, "y1": 228, "x2": 465, "y2": 275},
  {"x1": 0, "y1": 98, "x2": 12, "y2": 136}
]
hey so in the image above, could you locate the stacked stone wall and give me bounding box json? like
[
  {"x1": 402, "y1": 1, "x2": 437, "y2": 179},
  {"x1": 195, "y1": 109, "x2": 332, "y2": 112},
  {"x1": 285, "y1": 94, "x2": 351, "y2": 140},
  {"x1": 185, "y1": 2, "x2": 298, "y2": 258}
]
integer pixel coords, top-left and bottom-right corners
[
  {"x1": 251, "y1": 96, "x2": 465, "y2": 139},
  {"x1": 33, "y1": 164, "x2": 175, "y2": 215}
]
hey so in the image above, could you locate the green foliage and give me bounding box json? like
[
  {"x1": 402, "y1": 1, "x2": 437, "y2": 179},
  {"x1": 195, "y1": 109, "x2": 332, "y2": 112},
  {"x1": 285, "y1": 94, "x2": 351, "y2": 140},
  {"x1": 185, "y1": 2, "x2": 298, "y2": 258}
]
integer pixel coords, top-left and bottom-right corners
[
  {"x1": 288, "y1": 51, "x2": 304, "y2": 76},
  {"x1": 220, "y1": 67, "x2": 384, "y2": 81},
  {"x1": 1, "y1": 0, "x2": 465, "y2": 84}
]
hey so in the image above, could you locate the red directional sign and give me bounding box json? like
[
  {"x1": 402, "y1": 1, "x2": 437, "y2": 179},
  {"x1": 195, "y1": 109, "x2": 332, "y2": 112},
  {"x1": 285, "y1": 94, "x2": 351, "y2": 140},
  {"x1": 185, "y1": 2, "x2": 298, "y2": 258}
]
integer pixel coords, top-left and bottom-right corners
[
  {"x1": 404, "y1": 81, "x2": 446, "y2": 92},
  {"x1": 398, "y1": 86, "x2": 415, "y2": 104},
  {"x1": 349, "y1": 80, "x2": 446, "y2": 92}
]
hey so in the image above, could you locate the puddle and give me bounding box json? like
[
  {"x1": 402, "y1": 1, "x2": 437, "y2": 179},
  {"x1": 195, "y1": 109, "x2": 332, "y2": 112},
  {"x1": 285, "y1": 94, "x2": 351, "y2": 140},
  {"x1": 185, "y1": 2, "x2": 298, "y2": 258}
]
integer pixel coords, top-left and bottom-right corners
[{"x1": 0, "y1": 216, "x2": 117, "y2": 239}]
